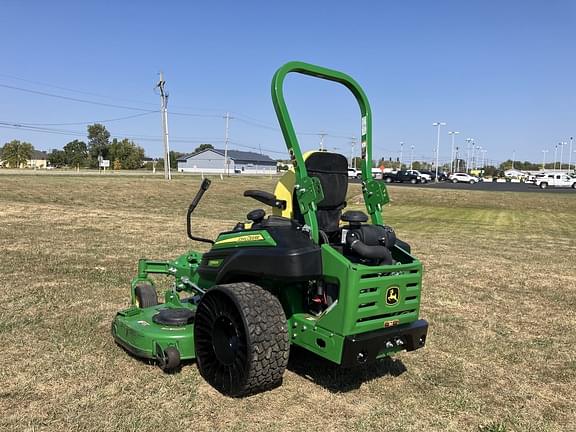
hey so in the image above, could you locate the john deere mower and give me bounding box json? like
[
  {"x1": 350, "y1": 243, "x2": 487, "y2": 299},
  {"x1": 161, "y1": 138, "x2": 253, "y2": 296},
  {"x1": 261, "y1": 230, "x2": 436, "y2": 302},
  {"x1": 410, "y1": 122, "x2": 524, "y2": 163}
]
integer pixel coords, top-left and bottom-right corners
[{"x1": 112, "y1": 61, "x2": 428, "y2": 396}]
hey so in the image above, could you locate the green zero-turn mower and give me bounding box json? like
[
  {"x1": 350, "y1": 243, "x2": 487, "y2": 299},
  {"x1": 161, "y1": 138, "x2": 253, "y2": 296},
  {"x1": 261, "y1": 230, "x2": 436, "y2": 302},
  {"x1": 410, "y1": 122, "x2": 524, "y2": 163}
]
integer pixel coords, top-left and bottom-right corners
[{"x1": 112, "y1": 61, "x2": 428, "y2": 396}]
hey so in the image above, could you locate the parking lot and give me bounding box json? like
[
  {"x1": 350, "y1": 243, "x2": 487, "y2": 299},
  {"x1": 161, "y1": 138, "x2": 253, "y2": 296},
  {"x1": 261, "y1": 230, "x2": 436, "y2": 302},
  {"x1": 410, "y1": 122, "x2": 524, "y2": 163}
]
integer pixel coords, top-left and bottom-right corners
[{"x1": 351, "y1": 178, "x2": 576, "y2": 193}]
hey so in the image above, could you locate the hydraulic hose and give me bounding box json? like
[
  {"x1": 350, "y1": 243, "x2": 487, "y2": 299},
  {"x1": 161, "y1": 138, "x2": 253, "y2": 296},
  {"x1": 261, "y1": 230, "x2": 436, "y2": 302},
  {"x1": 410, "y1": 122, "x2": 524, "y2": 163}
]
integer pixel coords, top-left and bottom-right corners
[{"x1": 347, "y1": 235, "x2": 393, "y2": 265}]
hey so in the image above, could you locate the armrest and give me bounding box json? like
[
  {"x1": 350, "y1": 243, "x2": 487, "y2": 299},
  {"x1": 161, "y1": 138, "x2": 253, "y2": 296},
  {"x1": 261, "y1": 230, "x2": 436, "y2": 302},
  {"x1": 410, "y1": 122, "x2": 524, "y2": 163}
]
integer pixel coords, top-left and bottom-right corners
[{"x1": 244, "y1": 190, "x2": 287, "y2": 210}]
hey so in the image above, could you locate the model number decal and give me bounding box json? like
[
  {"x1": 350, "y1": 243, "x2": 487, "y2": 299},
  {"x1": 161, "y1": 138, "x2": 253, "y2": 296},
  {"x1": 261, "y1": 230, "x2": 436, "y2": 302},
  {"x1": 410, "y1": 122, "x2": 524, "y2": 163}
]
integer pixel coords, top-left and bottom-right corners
[
  {"x1": 384, "y1": 319, "x2": 399, "y2": 328},
  {"x1": 215, "y1": 234, "x2": 265, "y2": 245}
]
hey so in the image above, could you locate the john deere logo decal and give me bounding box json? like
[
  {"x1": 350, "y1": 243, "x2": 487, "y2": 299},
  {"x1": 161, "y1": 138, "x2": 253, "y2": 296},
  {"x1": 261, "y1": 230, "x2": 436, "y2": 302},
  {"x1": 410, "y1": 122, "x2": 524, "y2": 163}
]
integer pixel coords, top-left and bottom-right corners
[
  {"x1": 386, "y1": 287, "x2": 399, "y2": 305},
  {"x1": 215, "y1": 233, "x2": 265, "y2": 245}
]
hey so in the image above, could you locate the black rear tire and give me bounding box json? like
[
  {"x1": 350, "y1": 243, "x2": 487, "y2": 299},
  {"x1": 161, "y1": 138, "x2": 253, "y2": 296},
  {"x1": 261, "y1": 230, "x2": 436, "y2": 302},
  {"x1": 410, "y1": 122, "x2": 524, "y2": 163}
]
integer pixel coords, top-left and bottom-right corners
[
  {"x1": 385, "y1": 177, "x2": 392, "y2": 183},
  {"x1": 135, "y1": 282, "x2": 158, "y2": 308},
  {"x1": 194, "y1": 282, "x2": 289, "y2": 396},
  {"x1": 410, "y1": 178, "x2": 417, "y2": 184},
  {"x1": 540, "y1": 182, "x2": 548, "y2": 189}
]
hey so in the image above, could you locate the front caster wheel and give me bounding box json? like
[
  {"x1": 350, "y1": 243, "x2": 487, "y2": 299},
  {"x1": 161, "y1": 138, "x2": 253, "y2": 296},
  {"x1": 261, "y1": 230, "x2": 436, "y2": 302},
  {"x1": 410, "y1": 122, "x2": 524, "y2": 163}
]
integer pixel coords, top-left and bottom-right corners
[
  {"x1": 194, "y1": 282, "x2": 289, "y2": 397},
  {"x1": 157, "y1": 346, "x2": 180, "y2": 372},
  {"x1": 134, "y1": 282, "x2": 158, "y2": 308}
]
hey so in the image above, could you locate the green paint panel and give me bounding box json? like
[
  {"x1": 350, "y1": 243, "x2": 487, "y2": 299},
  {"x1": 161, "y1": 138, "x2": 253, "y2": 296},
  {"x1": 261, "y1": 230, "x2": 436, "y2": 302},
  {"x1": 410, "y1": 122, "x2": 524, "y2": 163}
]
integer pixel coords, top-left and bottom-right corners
[{"x1": 113, "y1": 304, "x2": 196, "y2": 360}]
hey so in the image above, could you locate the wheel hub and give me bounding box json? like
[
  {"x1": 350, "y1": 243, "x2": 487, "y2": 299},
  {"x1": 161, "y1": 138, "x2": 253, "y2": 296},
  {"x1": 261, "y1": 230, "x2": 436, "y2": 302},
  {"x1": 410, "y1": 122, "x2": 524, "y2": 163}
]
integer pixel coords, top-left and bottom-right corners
[{"x1": 212, "y1": 315, "x2": 240, "y2": 366}]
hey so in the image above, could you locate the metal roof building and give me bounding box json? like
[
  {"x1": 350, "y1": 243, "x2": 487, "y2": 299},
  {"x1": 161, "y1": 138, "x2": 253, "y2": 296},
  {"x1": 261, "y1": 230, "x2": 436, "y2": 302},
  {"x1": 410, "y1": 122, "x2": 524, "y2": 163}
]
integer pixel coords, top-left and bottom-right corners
[{"x1": 176, "y1": 148, "x2": 277, "y2": 174}]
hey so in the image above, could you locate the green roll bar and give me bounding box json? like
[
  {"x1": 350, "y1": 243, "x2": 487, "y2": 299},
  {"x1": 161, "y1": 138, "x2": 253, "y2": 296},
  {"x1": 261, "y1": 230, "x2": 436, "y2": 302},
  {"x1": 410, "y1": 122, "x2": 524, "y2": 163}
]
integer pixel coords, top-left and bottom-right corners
[{"x1": 271, "y1": 61, "x2": 389, "y2": 243}]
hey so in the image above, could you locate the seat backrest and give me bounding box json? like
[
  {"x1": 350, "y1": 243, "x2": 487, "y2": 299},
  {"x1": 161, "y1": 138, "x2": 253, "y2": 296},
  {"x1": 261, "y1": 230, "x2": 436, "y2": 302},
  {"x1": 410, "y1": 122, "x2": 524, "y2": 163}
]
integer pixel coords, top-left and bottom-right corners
[{"x1": 293, "y1": 152, "x2": 349, "y2": 235}]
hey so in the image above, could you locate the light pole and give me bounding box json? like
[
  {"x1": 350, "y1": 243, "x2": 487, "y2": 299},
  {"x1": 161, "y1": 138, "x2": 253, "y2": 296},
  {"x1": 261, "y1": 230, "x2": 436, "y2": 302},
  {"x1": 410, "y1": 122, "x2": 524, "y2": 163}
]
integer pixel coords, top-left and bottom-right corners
[
  {"x1": 399, "y1": 142, "x2": 404, "y2": 170},
  {"x1": 465, "y1": 138, "x2": 473, "y2": 173},
  {"x1": 569, "y1": 137, "x2": 574, "y2": 172},
  {"x1": 350, "y1": 136, "x2": 357, "y2": 169},
  {"x1": 541, "y1": 149, "x2": 548, "y2": 170},
  {"x1": 455, "y1": 146, "x2": 460, "y2": 171},
  {"x1": 473, "y1": 145, "x2": 482, "y2": 171},
  {"x1": 432, "y1": 122, "x2": 446, "y2": 181},
  {"x1": 410, "y1": 144, "x2": 414, "y2": 170},
  {"x1": 559, "y1": 142, "x2": 567, "y2": 171},
  {"x1": 511, "y1": 149, "x2": 515, "y2": 170},
  {"x1": 448, "y1": 131, "x2": 459, "y2": 173},
  {"x1": 553, "y1": 144, "x2": 558, "y2": 170}
]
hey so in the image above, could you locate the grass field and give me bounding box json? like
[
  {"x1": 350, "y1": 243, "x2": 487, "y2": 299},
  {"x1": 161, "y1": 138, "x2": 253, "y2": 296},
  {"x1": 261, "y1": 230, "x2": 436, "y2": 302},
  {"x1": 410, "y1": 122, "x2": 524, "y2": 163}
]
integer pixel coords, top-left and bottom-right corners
[{"x1": 1, "y1": 174, "x2": 575, "y2": 432}]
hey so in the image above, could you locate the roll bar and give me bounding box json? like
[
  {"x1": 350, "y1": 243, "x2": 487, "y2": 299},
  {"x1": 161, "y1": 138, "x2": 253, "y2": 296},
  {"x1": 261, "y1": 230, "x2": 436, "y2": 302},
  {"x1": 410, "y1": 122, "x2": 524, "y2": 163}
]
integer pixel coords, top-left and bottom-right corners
[{"x1": 271, "y1": 61, "x2": 388, "y2": 242}]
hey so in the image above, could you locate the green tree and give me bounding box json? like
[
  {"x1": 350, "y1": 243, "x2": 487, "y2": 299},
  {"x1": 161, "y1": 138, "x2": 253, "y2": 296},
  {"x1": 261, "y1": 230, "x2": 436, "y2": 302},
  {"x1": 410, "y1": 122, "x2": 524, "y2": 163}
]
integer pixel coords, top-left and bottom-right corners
[
  {"x1": 157, "y1": 150, "x2": 185, "y2": 170},
  {"x1": 0, "y1": 140, "x2": 34, "y2": 168},
  {"x1": 63, "y1": 139, "x2": 88, "y2": 170},
  {"x1": 47, "y1": 149, "x2": 67, "y2": 167},
  {"x1": 194, "y1": 143, "x2": 214, "y2": 153},
  {"x1": 170, "y1": 151, "x2": 185, "y2": 169},
  {"x1": 108, "y1": 138, "x2": 145, "y2": 169},
  {"x1": 483, "y1": 165, "x2": 498, "y2": 177},
  {"x1": 87, "y1": 123, "x2": 111, "y2": 168}
]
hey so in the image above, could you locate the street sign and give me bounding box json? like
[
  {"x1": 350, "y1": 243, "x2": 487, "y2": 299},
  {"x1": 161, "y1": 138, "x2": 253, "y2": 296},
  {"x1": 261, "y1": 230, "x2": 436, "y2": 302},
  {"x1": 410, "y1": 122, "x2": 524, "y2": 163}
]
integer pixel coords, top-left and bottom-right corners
[{"x1": 99, "y1": 160, "x2": 110, "y2": 168}]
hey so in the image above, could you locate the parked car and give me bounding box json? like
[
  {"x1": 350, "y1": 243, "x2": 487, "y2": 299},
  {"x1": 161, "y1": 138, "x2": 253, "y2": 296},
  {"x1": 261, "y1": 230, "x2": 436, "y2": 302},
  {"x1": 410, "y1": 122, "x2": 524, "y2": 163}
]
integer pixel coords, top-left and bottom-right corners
[
  {"x1": 382, "y1": 170, "x2": 422, "y2": 184},
  {"x1": 449, "y1": 173, "x2": 480, "y2": 184},
  {"x1": 406, "y1": 169, "x2": 431, "y2": 183},
  {"x1": 347, "y1": 167, "x2": 362, "y2": 179},
  {"x1": 534, "y1": 173, "x2": 576, "y2": 189},
  {"x1": 421, "y1": 170, "x2": 448, "y2": 182}
]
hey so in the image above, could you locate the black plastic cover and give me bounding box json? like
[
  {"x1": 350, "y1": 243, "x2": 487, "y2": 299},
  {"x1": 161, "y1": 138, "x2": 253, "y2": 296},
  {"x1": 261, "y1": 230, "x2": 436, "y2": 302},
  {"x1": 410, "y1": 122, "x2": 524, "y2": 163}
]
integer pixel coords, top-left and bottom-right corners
[{"x1": 198, "y1": 224, "x2": 322, "y2": 283}]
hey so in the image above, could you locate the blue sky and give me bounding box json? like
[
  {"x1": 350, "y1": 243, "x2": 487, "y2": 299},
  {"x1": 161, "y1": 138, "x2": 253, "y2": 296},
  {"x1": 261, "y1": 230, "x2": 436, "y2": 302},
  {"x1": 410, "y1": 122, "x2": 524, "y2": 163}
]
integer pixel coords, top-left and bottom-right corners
[{"x1": 0, "y1": 0, "x2": 574, "y2": 165}]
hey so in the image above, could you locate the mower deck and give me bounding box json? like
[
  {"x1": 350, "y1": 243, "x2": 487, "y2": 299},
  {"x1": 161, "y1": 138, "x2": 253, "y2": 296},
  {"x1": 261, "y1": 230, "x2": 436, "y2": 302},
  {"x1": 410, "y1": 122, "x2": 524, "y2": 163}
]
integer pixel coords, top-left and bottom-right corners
[{"x1": 112, "y1": 303, "x2": 196, "y2": 362}]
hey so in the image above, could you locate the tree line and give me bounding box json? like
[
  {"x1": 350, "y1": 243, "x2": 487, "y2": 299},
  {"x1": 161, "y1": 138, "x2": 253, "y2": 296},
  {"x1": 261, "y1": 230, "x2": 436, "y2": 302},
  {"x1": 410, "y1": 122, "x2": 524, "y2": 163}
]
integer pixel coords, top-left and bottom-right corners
[
  {"x1": 0, "y1": 123, "x2": 146, "y2": 169},
  {"x1": 48, "y1": 124, "x2": 145, "y2": 169},
  {"x1": 0, "y1": 126, "x2": 218, "y2": 170}
]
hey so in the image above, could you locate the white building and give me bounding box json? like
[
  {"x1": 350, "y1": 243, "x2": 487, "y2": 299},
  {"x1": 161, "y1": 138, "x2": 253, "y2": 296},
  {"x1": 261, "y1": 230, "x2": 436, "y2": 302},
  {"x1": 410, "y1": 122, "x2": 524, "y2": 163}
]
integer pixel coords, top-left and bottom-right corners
[{"x1": 177, "y1": 148, "x2": 277, "y2": 174}]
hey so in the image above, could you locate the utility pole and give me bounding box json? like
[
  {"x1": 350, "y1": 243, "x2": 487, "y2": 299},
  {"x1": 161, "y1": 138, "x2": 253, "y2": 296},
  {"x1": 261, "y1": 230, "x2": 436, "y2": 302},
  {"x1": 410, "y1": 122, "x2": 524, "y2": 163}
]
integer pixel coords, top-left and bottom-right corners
[
  {"x1": 223, "y1": 112, "x2": 233, "y2": 176},
  {"x1": 399, "y1": 142, "x2": 404, "y2": 169},
  {"x1": 410, "y1": 144, "x2": 414, "y2": 170},
  {"x1": 319, "y1": 131, "x2": 327, "y2": 151},
  {"x1": 512, "y1": 150, "x2": 515, "y2": 169},
  {"x1": 448, "y1": 131, "x2": 459, "y2": 173},
  {"x1": 432, "y1": 122, "x2": 446, "y2": 182},
  {"x1": 156, "y1": 72, "x2": 171, "y2": 180},
  {"x1": 542, "y1": 149, "x2": 548, "y2": 170}
]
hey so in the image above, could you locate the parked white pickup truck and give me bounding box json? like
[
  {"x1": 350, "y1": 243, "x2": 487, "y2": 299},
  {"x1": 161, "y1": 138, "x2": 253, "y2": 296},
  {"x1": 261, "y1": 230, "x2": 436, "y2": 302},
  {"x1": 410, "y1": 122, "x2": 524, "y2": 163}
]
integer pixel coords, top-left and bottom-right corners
[{"x1": 535, "y1": 173, "x2": 576, "y2": 189}]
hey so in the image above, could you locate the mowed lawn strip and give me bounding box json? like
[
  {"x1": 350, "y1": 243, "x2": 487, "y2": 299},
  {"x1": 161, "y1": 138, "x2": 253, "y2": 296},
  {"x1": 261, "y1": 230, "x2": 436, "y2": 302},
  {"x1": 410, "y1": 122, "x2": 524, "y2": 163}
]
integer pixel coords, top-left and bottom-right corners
[{"x1": 0, "y1": 174, "x2": 574, "y2": 432}]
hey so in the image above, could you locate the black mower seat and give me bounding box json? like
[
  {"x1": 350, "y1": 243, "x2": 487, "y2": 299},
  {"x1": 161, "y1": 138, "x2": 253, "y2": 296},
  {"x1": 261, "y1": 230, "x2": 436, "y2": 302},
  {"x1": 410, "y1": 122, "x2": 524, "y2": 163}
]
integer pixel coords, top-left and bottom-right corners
[
  {"x1": 294, "y1": 152, "x2": 349, "y2": 240},
  {"x1": 153, "y1": 308, "x2": 195, "y2": 326}
]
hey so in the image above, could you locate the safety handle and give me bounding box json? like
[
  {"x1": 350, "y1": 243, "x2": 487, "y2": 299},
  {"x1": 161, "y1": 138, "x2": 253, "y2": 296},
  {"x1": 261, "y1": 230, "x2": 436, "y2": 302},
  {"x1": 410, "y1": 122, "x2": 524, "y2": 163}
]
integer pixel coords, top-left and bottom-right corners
[
  {"x1": 272, "y1": 62, "x2": 373, "y2": 177},
  {"x1": 271, "y1": 61, "x2": 384, "y2": 234}
]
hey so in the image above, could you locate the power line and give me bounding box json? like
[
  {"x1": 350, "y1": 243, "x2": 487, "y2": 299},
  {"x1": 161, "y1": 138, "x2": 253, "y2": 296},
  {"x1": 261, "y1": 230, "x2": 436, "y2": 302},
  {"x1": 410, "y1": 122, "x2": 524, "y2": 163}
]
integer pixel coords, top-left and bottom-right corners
[
  {"x1": 0, "y1": 83, "x2": 156, "y2": 112},
  {"x1": 0, "y1": 82, "x2": 224, "y2": 118},
  {"x1": 0, "y1": 122, "x2": 225, "y2": 144},
  {"x1": 0, "y1": 72, "x2": 228, "y2": 113},
  {"x1": 1, "y1": 111, "x2": 159, "y2": 127}
]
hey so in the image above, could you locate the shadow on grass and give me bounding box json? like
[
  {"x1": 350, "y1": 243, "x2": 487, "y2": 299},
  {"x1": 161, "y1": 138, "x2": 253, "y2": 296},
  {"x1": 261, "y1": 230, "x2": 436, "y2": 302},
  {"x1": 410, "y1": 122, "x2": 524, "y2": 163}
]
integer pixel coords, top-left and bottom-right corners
[{"x1": 287, "y1": 346, "x2": 406, "y2": 393}]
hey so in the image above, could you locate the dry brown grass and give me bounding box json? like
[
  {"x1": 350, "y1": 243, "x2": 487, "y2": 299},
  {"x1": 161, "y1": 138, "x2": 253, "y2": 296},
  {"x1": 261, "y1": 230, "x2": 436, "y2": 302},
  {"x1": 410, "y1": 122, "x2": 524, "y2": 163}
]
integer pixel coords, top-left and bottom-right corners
[{"x1": 0, "y1": 174, "x2": 575, "y2": 432}]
